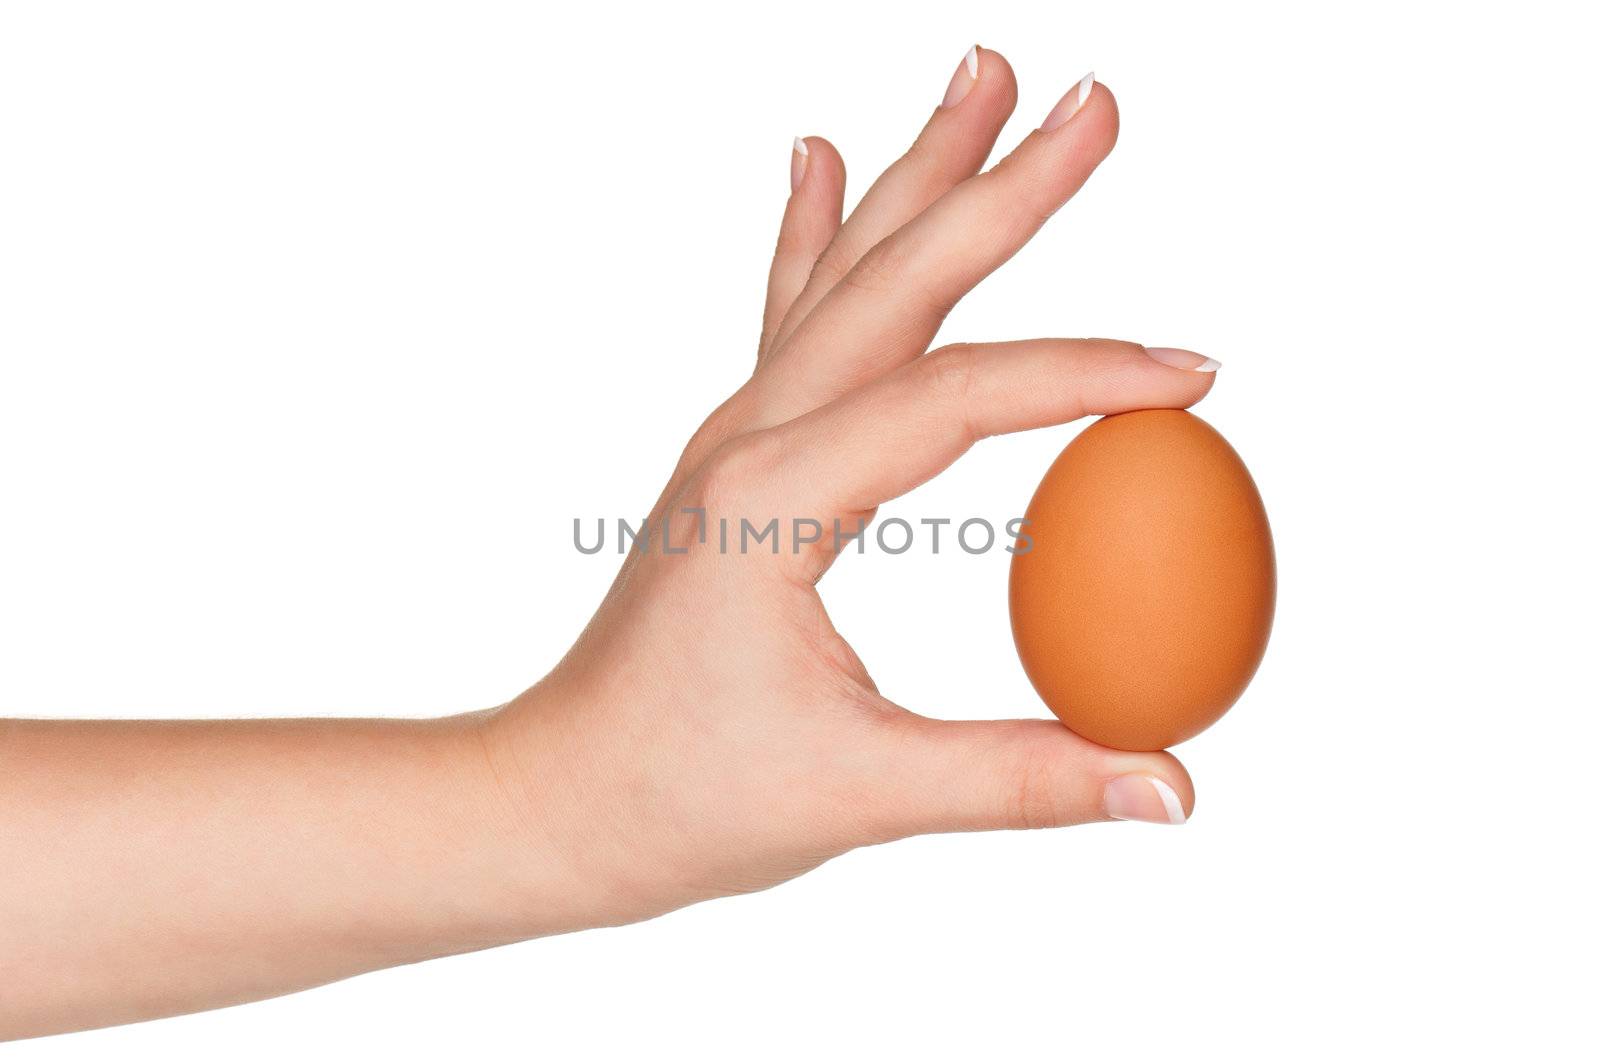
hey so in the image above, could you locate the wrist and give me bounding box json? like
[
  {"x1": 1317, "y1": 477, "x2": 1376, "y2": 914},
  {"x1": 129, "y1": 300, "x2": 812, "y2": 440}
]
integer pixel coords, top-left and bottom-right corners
[
  {"x1": 417, "y1": 708, "x2": 597, "y2": 945},
  {"x1": 470, "y1": 679, "x2": 681, "y2": 937}
]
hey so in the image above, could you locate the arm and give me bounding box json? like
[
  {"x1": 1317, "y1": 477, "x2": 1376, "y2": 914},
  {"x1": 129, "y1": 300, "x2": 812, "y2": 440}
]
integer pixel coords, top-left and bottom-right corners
[{"x1": 0, "y1": 714, "x2": 560, "y2": 1037}]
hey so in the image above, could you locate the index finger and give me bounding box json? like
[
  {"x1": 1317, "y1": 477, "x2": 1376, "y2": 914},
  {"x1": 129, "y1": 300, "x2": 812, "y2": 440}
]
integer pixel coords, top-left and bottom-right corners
[{"x1": 772, "y1": 339, "x2": 1218, "y2": 520}]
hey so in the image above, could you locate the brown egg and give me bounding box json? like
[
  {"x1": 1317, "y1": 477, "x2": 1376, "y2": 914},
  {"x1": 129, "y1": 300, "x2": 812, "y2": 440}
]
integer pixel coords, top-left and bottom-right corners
[{"x1": 1009, "y1": 410, "x2": 1275, "y2": 751}]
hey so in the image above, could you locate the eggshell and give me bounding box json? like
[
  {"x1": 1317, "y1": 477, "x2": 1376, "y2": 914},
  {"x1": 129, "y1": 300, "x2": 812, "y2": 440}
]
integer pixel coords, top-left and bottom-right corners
[{"x1": 1009, "y1": 410, "x2": 1275, "y2": 751}]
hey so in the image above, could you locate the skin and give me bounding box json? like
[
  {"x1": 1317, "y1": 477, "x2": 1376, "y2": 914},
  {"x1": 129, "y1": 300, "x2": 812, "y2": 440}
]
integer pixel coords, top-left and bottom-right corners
[{"x1": 0, "y1": 51, "x2": 1215, "y2": 1040}]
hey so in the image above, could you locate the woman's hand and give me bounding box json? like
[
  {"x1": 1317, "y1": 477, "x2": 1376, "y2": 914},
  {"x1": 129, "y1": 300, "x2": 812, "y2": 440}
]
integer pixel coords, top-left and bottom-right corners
[
  {"x1": 0, "y1": 50, "x2": 1220, "y2": 1040},
  {"x1": 482, "y1": 51, "x2": 1217, "y2": 930}
]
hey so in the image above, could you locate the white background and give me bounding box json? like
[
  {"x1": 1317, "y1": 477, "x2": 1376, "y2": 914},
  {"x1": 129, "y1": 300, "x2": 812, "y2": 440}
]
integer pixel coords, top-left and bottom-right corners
[{"x1": 2, "y1": 0, "x2": 1596, "y2": 1058}]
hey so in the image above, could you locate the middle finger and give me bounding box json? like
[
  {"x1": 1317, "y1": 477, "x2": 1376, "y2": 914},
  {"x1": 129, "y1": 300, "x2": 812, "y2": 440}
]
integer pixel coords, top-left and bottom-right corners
[
  {"x1": 760, "y1": 45, "x2": 1019, "y2": 361},
  {"x1": 765, "y1": 74, "x2": 1118, "y2": 417}
]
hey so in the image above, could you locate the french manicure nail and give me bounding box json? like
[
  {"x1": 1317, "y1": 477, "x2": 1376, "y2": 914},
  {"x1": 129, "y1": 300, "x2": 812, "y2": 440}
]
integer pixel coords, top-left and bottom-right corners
[
  {"x1": 791, "y1": 136, "x2": 809, "y2": 193},
  {"x1": 1105, "y1": 775, "x2": 1188, "y2": 825},
  {"x1": 941, "y1": 45, "x2": 980, "y2": 108},
  {"x1": 1040, "y1": 71, "x2": 1096, "y2": 132},
  {"x1": 1146, "y1": 347, "x2": 1222, "y2": 372}
]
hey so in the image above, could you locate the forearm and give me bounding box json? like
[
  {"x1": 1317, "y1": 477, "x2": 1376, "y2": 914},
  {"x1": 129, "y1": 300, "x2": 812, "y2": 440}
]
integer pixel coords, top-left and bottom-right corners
[{"x1": 0, "y1": 711, "x2": 566, "y2": 1040}]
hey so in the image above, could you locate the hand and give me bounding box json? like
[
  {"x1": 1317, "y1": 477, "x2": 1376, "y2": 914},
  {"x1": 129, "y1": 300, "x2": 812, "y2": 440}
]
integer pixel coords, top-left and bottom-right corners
[
  {"x1": 482, "y1": 51, "x2": 1216, "y2": 928},
  {"x1": 0, "y1": 50, "x2": 1220, "y2": 1040}
]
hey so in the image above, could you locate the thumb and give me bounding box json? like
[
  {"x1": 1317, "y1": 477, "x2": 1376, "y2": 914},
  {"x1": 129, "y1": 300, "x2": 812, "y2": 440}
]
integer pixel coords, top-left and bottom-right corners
[{"x1": 868, "y1": 712, "x2": 1195, "y2": 838}]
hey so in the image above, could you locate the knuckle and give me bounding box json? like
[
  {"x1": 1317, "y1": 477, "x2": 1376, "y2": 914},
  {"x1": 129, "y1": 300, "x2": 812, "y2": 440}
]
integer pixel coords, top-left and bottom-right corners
[
  {"x1": 903, "y1": 135, "x2": 973, "y2": 189},
  {"x1": 838, "y1": 238, "x2": 908, "y2": 297},
  {"x1": 977, "y1": 162, "x2": 1058, "y2": 230},
  {"x1": 849, "y1": 233, "x2": 952, "y2": 318},
  {"x1": 685, "y1": 400, "x2": 733, "y2": 457},
  {"x1": 900, "y1": 134, "x2": 935, "y2": 169},
  {"x1": 1005, "y1": 748, "x2": 1066, "y2": 830},
  {"x1": 692, "y1": 430, "x2": 781, "y2": 511},
  {"x1": 1095, "y1": 338, "x2": 1152, "y2": 369},
  {"x1": 681, "y1": 389, "x2": 754, "y2": 471},
  {"x1": 918, "y1": 344, "x2": 981, "y2": 435},
  {"x1": 772, "y1": 229, "x2": 808, "y2": 258},
  {"x1": 809, "y1": 233, "x2": 863, "y2": 290}
]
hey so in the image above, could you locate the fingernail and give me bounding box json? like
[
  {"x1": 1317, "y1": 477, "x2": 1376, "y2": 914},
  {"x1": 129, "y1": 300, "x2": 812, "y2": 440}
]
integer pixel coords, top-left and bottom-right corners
[
  {"x1": 1040, "y1": 71, "x2": 1096, "y2": 132},
  {"x1": 1105, "y1": 775, "x2": 1188, "y2": 825},
  {"x1": 1146, "y1": 347, "x2": 1221, "y2": 373},
  {"x1": 941, "y1": 45, "x2": 980, "y2": 108},
  {"x1": 790, "y1": 136, "x2": 809, "y2": 193}
]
